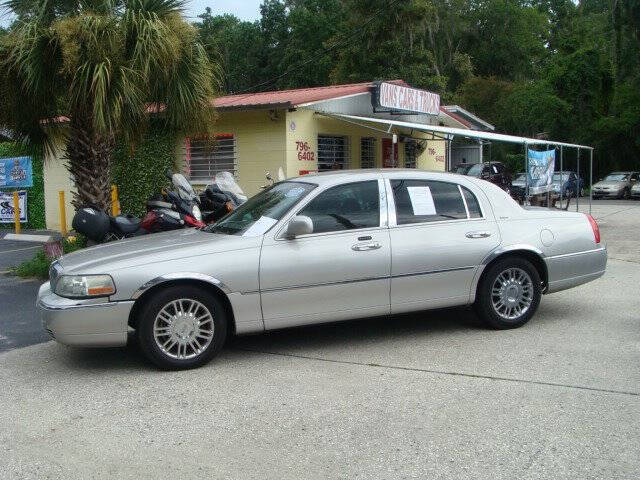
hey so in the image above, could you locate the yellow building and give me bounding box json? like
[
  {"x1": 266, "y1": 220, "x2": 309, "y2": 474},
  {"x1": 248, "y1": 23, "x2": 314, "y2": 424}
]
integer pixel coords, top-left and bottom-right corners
[{"x1": 43, "y1": 80, "x2": 492, "y2": 230}]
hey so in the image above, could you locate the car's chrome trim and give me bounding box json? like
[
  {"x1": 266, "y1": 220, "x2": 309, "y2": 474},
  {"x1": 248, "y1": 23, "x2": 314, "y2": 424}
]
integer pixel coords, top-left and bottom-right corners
[
  {"x1": 391, "y1": 265, "x2": 476, "y2": 279},
  {"x1": 545, "y1": 247, "x2": 606, "y2": 260},
  {"x1": 481, "y1": 244, "x2": 545, "y2": 265},
  {"x1": 384, "y1": 179, "x2": 397, "y2": 227},
  {"x1": 37, "y1": 299, "x2": 134, "y2": 311},
  {"x1": 131, "y1": 272, "x2": 231, "y2": 299},
  {"x1": 255, "y1": 265, "x2": 476, "y2": 294}
]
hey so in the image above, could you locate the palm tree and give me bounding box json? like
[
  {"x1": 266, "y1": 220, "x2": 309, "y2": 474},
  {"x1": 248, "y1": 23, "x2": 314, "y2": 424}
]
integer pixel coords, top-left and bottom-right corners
[{"x1": 0, "y1": 0, "x2": 220, "y2": 209}]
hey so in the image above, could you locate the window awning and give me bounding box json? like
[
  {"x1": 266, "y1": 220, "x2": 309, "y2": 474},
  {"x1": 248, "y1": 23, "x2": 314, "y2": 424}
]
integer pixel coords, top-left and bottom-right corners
[{"x1": 319, "y1": 113, "x2": 593, "y2": 150}]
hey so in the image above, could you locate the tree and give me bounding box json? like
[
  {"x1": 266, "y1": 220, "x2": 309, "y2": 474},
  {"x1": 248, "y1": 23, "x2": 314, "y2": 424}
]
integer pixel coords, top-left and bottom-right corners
[{"x1": 0, "y1": 0, "x2": 220, "y2": 210}]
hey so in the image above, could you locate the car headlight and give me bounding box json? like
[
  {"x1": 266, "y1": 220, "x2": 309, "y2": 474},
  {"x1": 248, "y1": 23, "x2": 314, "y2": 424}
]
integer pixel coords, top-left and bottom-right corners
[
  {"x1": 54, "y1": 275, "x2": 116, "y2": 298},
  {"x1": 192, "y1": 204, "x2": 202, "y2": 222}
]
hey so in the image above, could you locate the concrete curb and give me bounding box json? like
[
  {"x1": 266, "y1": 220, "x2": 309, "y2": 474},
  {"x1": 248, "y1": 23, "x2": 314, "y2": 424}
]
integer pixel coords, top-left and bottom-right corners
[{"x1": 2, "y1": 233, "x2": 53, "y2": 243}]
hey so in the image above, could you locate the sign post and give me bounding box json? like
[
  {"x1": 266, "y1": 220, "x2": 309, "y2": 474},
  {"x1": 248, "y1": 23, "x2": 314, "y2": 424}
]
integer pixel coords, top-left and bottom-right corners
[{"x1": 13, "y1": 191, "x2": 21, "y2": 234}]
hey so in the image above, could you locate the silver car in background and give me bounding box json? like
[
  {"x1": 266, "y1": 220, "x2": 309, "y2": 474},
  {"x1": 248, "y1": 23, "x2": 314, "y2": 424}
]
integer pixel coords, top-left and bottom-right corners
[
  {"x1": 38, "y1": 170, "x2": 607, "y2": 369},
  {"x1": 592, "y1": 171, "x2": 639, "y2": 199}
]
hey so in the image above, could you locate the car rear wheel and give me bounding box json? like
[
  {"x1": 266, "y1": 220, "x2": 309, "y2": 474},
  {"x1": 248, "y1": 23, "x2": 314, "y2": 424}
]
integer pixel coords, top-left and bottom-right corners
[
  {"x1": 475, "y1": 257, "x2": 541, "y2": 329},
  {"x1": 137, "y1": 285, "x2": 227, "y2": 370}
]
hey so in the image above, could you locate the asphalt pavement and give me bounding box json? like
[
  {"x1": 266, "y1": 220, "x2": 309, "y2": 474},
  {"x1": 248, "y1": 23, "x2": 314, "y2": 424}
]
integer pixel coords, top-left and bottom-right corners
[{"x1": 0, "y1": 200, "x2": 639, "y2": 479}]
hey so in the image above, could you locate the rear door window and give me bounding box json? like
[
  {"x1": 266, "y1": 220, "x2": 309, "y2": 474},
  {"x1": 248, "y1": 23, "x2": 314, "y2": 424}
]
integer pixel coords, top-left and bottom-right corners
[{"x1": 391, "y1": 180, "x2": 468, "y2": 224}]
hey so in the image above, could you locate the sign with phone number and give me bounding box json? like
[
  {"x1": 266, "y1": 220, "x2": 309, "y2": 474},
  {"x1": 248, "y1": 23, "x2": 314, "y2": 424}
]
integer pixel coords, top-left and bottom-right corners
[{"x1": 296, "y1": 141, "x2": 315, "y2": 161}]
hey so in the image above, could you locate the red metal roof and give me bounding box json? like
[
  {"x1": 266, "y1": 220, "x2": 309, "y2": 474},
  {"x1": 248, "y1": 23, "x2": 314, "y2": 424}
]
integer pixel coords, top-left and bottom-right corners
[
  {"x1": 213, "y1": 80, "x2": 409, "y2": 110},
  {"x1": 439, "y1": 108, "x2": 472, "y2": 128}
]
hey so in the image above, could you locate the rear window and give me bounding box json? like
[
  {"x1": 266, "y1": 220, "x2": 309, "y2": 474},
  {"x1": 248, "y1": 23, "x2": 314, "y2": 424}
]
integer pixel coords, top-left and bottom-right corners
[{"x1": 391, "y1": 179, "x2": 468, "y2": 224}]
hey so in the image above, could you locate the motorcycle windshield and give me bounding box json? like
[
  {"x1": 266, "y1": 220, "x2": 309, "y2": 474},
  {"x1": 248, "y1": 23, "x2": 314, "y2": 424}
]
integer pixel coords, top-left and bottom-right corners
[
  {"x1": 214, "y1": 172, "x2": 247, "y2": 200},
  {"x1": 172, "y1": 173, "x2": 197, "y2": 201}
]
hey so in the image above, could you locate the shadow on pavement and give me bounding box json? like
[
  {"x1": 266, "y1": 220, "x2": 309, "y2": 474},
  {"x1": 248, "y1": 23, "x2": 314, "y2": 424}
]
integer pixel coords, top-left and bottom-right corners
[{"x1": 52, "y1": 306, "x2": 483, "y2": 371}]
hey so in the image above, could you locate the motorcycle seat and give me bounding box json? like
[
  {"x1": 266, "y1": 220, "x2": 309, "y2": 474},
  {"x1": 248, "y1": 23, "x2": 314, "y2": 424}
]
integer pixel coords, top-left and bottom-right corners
[{"x1": 112, "y1": 215, "x2": 141, "y2": 234}]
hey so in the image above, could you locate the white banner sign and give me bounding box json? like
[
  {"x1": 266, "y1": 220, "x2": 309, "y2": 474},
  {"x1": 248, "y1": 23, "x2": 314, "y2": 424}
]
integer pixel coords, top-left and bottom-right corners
[
  {"x1": 0, "y1": 190, "x2": 27, "y2": 223},
  {"x1": 378, "y1": 82, "x2": 440, "y2": 115}
]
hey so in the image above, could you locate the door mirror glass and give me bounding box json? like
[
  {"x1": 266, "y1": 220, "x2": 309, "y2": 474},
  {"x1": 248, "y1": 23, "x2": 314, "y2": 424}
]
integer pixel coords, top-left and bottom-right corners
[{"x1": 285, "y1": 215, "x2": 313, "y2": 238}]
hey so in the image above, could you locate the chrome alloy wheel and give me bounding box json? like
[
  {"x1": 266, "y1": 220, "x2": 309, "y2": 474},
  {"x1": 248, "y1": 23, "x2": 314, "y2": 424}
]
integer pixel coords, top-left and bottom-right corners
[
  {"x1": 491, "y1": 267, "x2": 534, "y2": 320},
  {"x1": 153, "y1": 299, "x2": 214, "y2": 360}
]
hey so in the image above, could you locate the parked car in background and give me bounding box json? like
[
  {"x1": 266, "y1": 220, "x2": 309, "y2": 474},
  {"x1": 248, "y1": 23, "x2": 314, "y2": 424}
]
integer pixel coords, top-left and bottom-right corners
[
  {"x1": 632, "y1": 181, "x2": 640, "y2": 199},
  {"x1": 592, "y1": 171, "x2": 639, "y2": 199},
  {"x1": 38, "y1": 169, "x2": 607, "y2": 370},
  {"x1": 465, "y1": 161, "x2": 512, "y2": 193},
  {"x1": 552, "y1": 171, "x2": 585, "y2": 197},
  {"x1": 453, "y1": 163, "x2": 473, "y2": 175}
]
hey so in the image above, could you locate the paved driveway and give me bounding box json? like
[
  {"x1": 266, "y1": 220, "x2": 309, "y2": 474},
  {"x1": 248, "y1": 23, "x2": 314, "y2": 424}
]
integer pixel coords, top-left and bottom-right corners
[{"x1": 1, "y1": 201, "x2": 639, "y2": 479}]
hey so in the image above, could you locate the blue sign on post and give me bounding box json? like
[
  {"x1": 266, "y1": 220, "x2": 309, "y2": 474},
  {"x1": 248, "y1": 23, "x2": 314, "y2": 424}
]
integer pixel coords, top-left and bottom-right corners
[
  {"x1": 527, "y1": 149, "x2": 555, "y2": 192},
  {"x1": 0, "y1": 156, "x2": 33, "y2": 188}
]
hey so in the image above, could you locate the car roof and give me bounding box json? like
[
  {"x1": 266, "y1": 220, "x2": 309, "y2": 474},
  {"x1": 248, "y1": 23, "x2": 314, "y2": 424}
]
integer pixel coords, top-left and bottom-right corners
[{"x1": 290, "y1": 168, "x2": 470, "y2": 186}]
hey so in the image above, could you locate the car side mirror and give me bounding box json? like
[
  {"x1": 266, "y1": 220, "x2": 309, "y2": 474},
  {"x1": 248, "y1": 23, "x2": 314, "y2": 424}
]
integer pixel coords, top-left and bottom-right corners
[{"x1": 285, "y1": 215, "x2": 313, "y2": 239}]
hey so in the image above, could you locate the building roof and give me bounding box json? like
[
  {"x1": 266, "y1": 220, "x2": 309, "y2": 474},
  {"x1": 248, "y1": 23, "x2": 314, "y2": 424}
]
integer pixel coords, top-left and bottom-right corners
[
  {"x1": 443, "y1": 105, "x2": 495, "y2": 131},
  {"x1": 213, "y1": 80, "x2": 409, "y2": 110}
]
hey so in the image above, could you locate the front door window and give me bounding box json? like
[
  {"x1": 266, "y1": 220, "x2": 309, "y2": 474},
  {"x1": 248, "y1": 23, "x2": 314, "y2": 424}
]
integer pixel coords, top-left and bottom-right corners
[{"x1": 299, "y1": 181, "x2": 380, "y2": 234}]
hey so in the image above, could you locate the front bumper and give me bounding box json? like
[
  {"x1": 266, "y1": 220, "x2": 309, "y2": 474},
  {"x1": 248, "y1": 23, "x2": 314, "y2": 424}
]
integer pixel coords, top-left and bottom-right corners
[
  {"x1": 592, "y1": 189, "x2": 622, "y2": 198},
  {"x1": 37, "y1": 282, "x2": 133, "y2": 347},
  {"x1": 631, "y1": 189, "x2": 640, "y2": 198}
]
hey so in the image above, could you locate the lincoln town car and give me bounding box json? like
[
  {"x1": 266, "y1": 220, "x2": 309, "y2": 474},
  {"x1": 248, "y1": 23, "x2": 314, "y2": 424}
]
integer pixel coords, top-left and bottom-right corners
[{"x1": 38, "y1": 170, "x2": 607, "y2": 369}]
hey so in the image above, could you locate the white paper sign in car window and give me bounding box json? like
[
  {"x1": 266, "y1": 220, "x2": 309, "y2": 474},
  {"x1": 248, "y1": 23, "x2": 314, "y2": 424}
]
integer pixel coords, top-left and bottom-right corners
[
  {"x1": 407, "y1": 186, "x2": 437, "y2": 216},
  {"x1": 242, "y1": 216, "x2": 278, "y2": 237}
]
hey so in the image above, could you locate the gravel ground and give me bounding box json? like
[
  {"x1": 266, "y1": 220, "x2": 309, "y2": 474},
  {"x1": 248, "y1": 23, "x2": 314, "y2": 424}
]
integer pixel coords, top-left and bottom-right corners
[{"x1": 0, "y1": 201, "x2": 639, "y2": 479}]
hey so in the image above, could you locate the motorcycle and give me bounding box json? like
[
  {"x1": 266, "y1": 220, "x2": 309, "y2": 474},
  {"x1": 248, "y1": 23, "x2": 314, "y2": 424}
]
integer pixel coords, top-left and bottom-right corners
[
  {"x1": 72, "y1": 171, "x2": 205, "y2": 243},
  {"x1": 199, "y1": 171, "x2": 247, "y2": 223}
]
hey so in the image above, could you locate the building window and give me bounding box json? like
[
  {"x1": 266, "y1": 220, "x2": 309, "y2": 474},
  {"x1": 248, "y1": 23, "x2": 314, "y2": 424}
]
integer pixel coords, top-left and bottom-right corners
[
  {"x1": 404, "y1": 140, "x2": 417, "y2": 168},
  {"x1": 360, "y1": 137, "x2": 376, "y2": 168},
  {"x1": 185, "y1": 134, "x2": 236, "y2": 182},
  {"x1": 318, "y1": 135, "x2": 350, "y2": 171}
]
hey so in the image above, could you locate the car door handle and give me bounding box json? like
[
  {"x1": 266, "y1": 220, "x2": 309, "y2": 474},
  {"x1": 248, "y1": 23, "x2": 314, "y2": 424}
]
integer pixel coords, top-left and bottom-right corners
[
  {"x1": 466, "y1": 231, "x2": 492, "y2": 239},
  {"x1": 352, "y1": 242, "x2": 381, "y2": 251}
]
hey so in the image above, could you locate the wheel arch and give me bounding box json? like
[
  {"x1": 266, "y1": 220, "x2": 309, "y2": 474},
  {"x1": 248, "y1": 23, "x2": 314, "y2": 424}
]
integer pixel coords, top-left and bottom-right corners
[
  {"x1": 127, "y1": 276, "x2": 237, "y2": 336},
  {"x1": 475, "y1": 247, "x2": 548, "y2": 300}
]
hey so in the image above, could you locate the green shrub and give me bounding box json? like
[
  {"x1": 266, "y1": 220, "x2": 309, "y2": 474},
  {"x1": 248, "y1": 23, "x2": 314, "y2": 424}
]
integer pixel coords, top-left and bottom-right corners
[
  {"x1": 0, "y1": 142, "x2": 45, "y2": 230},
  {"x1": 112, "y1": 126, "x2": 176, "y2": 217},
  {"x1": 13, "y1": 235, "x2": 88, "y2": 279}
]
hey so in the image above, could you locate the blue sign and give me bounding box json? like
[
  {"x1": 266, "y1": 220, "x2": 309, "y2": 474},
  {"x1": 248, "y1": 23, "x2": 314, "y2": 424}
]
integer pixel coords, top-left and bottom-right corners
[
  {"x1": 0, "y1": 156, "x2": 33, "y2": 188},
  {"x1": 527, "y1": 149, "x2": 555, "y2": 190}
]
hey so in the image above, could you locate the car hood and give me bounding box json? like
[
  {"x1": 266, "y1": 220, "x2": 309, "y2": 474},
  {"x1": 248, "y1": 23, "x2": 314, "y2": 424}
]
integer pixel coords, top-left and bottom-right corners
[
  {"x1": 58, "y1": 228, "x2": 258, "y2": 274},
  {"x1": 593, "y1": 181, "x2": 624, "y2": 188}
]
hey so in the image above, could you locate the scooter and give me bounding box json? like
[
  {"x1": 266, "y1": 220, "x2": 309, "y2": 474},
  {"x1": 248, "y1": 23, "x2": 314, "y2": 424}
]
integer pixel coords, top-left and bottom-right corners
[{"x1": 199, "y1": 171, "x2": 248, "y2": 222}]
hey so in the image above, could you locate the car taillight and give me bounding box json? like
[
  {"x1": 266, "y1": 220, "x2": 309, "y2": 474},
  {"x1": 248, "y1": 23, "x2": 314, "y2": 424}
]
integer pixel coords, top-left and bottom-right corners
[{"x1": 585, "y1": 214, "x2": 600, "y2": 244}]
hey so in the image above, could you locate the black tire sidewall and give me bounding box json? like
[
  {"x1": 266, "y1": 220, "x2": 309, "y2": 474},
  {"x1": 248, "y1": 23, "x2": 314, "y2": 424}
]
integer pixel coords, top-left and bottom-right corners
[
  {"x1": 137, "y1": 285, "x2": 227, "y2": 370},
  {"x1": 475, "y1": 257, "x2": 542, "y2": 329}
]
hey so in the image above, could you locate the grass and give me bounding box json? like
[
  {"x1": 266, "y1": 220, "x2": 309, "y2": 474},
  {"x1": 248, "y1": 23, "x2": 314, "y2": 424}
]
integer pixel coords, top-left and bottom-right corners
[{"x1": 13, "y1": 236, "x2": 87, "y2": 280}]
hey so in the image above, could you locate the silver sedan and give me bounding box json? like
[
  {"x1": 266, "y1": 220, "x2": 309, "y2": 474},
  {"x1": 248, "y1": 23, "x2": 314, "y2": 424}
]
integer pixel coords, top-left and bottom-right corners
[{"x1": 38, "y1": 170, "x2": 607, "y2": 369}]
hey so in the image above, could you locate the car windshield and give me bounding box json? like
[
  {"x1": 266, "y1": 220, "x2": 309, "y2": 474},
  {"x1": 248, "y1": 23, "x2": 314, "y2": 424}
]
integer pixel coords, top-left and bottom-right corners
[
  {"x1": 205, "y1": 181, "x2": 316, "y2": 236},
  {"x1": 514, "y1": 174, "x2": 527, "y2": 182},
  {"x1": 552, "y1": 173, "x2": 569, "y2": 182},
  {"x1": 466, "y1": 164, "x2": 484, "y2": 177},
  {"x1": 455, "y1": 165, "x2": 470, "y2": 174},
  {"x1": 603, "y1": 173, "x2": 629, "y2": 181}
]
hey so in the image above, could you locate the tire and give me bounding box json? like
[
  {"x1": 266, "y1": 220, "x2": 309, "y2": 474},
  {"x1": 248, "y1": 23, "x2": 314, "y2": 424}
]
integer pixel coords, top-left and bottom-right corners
[
  {"x1": 474, "y1": 257, "x2": 542, "y2": 329},
  {"x1": 622, "y1": 188, "x2": 631, "y2": 200},
  {"x1": 579, "y1": 187, "x2": 585, "y2": 197},
  {"x1": 137, "y1": 285, "x2": 228, "y2": 370}
]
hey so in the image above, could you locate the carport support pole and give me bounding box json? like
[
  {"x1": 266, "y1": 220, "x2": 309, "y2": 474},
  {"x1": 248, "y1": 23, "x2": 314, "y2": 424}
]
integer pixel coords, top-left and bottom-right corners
[
  {"x1": 576, "y1": 148, "x2": 580, "y2": 212},
  {"x1": 559, "y1": 146, "x2": 563, "y2": 205},
  {"x1": 58, "y1": 191, "x2": 67, "y2": 237},
  {"x1": 589, "y1": 149, "x2": 593, "y2": 215},
  {"x1": 524, "y1": 142, "x2": 529, "y2": 204},
  {"x1": 13, "y1": 191, "x2": 21, "y2": 234}
]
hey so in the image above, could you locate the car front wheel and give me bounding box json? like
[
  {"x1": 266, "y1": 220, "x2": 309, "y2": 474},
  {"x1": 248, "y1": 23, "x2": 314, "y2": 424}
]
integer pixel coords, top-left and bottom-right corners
[
  {"x1": 137, "y1": 285, "x2": 227, "y2": 370},
  {"x1": 475, "y1": 257, "x2": 541, "y2": 329}
]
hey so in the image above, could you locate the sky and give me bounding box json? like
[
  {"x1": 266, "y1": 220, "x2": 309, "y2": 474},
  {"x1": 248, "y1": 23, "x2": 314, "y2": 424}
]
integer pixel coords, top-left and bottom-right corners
[{"x1": 0, "y1": 0, "x2": 263, "y2": 27}]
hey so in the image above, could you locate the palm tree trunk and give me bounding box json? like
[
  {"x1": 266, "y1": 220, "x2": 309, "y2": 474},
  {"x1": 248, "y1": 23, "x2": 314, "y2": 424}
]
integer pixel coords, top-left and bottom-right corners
[{"x1": 64, "y1": 122, "x2": 114, "y2": 211}]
